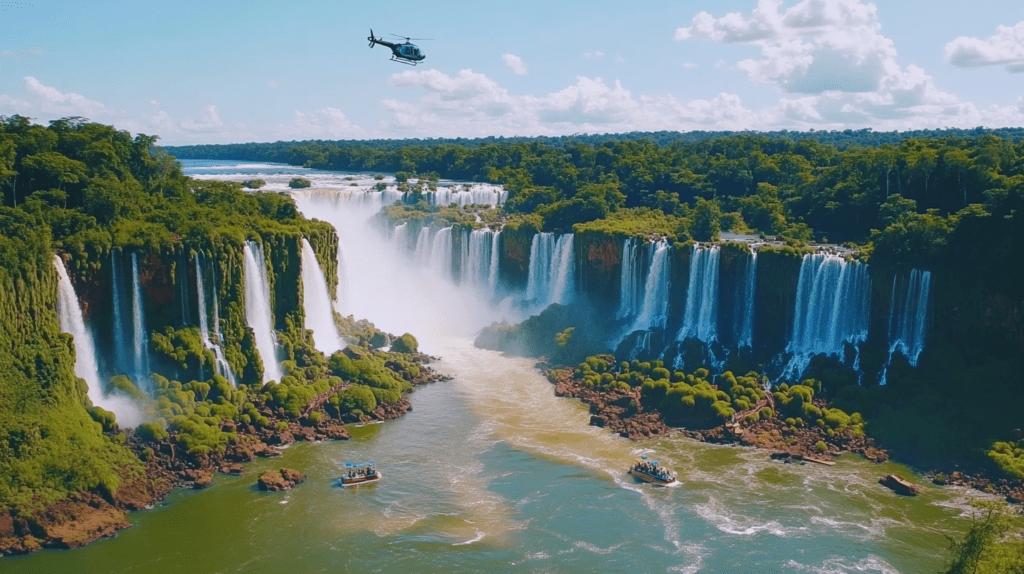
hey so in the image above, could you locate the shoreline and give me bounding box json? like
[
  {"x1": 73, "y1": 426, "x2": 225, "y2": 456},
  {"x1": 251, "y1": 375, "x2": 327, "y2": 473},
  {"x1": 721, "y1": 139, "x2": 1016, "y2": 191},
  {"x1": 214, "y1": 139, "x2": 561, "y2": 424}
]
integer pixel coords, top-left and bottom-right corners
[
  {"x1": 542, "y1": 363, "x2": 1024, "y2": 502},
  {"x1": 0, "y1": 360, "x2": 450, "y2": 556}
]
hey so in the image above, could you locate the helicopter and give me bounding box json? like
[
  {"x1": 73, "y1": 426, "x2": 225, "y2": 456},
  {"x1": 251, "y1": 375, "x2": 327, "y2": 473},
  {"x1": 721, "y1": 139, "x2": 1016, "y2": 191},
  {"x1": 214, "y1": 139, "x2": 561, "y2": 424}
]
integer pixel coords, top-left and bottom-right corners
[{"x1": 367, "y1": 29, "x2": 431, "y2": 65}]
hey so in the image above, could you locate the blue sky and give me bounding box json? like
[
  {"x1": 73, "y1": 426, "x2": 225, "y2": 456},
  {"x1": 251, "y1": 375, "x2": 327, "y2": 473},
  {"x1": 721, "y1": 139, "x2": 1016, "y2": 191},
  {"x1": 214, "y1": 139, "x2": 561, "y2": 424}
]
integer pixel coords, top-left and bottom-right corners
[{"x1": 1, "y1": 0, "x2": 1023, "y2": 144}]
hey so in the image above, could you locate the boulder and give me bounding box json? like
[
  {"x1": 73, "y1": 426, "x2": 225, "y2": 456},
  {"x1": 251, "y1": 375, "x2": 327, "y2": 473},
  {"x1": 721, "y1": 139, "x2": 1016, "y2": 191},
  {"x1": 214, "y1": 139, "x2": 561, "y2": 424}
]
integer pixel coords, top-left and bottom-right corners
[
  {"x1": 319, "y1": 423, "x2": 350, "y2": 441},
  {"x1": 280, "y1": 468, "x2": 307, "y2": 486},
  {"x1": 226, "y1": 444, "x2": 255, "y2": 462},
  {"x1": 264, "y1": 431, "x2": 294, "y2": 446},
  {"x1": 879, "y1": 474, "x2": 919, "y2": 496},
  {"x1": 192, "y1": 471, "x2": 214, "y2": 490},
  {"x1": 218, "y1": 464, "x2": 245, "y2": 475},
  {"x1": 257, "y1": 468, "x2": 306, "y2": 492}
]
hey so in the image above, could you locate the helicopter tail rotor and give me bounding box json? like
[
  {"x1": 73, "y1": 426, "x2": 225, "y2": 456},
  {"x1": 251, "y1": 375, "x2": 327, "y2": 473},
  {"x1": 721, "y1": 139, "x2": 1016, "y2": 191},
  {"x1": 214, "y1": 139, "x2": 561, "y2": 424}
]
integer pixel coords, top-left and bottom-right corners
[{"x1": 368, "y1": 28, "x2": 375, "y2": 48}]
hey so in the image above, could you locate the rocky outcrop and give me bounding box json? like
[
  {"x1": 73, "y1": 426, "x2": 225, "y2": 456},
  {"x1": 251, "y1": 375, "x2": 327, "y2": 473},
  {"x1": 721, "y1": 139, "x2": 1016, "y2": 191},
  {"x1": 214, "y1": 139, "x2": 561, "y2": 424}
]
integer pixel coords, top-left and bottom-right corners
[
  {"x1": 0, "y1": 493, "x2": 131, "y2": 554},
  {"x1": 546, "y1": 365, "x2": 888, "y2": 462},
  {"x1": 257, "y1": 468, "x2": 307, "y2": 492},
  {"x1": 549, "y1": 368, "x2": 671, "y2": 441}
]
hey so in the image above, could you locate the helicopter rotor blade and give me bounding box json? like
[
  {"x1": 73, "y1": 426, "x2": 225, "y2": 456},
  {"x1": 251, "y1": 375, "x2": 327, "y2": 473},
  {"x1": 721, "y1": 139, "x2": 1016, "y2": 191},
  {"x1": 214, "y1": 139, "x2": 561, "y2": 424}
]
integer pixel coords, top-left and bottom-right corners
[{"x1": 387, "y1": 33, "x2": 433, "y2": 41}]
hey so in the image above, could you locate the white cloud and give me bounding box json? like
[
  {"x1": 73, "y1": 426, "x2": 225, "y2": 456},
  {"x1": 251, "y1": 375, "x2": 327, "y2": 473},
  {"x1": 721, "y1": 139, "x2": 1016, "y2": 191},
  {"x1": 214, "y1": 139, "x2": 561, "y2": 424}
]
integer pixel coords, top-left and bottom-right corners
[
  {"x1": 376, "y1": 66, "x2": 1024, "y2": 137},
  {"x1": 0, "y1": 76, "x2": 369, "y2": 144},
  {"x1": 583, "y1": 51, "x2": 605, "y2": 59},
  {"x1": 0, "y1": 48, "x2": 43, "y2": 58},
  {"x1": 378, "y1": 68, "x2": 762, "y2": 137},
  {"x1": 286, "y1": 107, "x2": 366, "y2": 139},
  {"x1": 120, "y1": 105, "x2": 253, "y2": 143},
  {"x1": 945, "y1": 21, "x2": 1024, "y2": 73},
  {"x1": 268, "y1": 80, "x2": 281, "y2": 87},
  {"x1": 179, "y1": 105, "x2": 223, "y2": 133},
  {"x1": 502, "y1": 54, "x2": 528, "y2": 75},
  {"x1": 673, "y1": 0, "x2": 996, "y2": 128},
  {"x1": 1, "y1": 76, "x2": 113, "y2": 117}
]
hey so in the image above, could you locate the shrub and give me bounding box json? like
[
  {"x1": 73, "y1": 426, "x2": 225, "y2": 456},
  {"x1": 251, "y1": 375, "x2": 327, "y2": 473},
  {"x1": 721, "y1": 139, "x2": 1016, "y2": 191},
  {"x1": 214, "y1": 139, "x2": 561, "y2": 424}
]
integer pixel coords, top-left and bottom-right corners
[
  {"x1": 391, "y1": 333, "x2": 418, "y2": 353},
  {"x1": 989, "y1": 442, "x2": 1024, "y2": 479},
  {"x1": 241, "y1": 179, "x2": 265, "y2": 189},
  {"x1": 288, "y1": 177, "x2": 311, "y2": 189},
  {"x1": 339, "y1": 385, "x2": 377, "y2": 413},
  {"x1": 136, "y1": 421, "x2": 169, "y2": 442},
  {"x1": 88, "y1": 406, "x2": 118, "y2": 433},
  {"x1": 814, "y1": 441, "x2": 828, "y2": 453}
]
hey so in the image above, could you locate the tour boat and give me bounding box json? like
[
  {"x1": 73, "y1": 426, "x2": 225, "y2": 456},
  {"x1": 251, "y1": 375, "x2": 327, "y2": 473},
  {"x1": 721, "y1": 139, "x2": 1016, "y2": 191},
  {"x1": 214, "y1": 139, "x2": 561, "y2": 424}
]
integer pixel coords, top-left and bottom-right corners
[
  {"x1": 341, "y1": 462, "x2": 381, "y2": 486},
  {"x1": 628, "y1": 455, "x2": 677, "y2": 486}
]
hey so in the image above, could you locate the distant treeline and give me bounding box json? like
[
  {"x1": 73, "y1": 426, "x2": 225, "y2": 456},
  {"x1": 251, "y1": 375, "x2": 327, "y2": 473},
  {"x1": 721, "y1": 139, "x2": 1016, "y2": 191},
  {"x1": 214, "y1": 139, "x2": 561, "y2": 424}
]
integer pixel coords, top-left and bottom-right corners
[{"x1": 163, "y1": 126, "x2": 1024, "y2": 159}]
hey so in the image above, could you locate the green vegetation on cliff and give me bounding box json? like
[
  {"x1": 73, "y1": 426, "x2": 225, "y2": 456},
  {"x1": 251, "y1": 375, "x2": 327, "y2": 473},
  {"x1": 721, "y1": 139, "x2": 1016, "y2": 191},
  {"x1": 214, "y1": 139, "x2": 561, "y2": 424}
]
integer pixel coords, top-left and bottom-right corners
[
  {"x1": 0, "y1": 116, "x2": 429, "y2": 515},
  {"x1": 0, "y1": 203, "x2": 138, "y2": 511}
]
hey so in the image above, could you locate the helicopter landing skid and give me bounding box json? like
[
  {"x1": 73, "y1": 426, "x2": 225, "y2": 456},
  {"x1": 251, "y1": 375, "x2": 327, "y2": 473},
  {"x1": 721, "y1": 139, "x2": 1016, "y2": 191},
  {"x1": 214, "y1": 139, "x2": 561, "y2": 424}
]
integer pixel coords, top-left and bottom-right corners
[{"x1": 390, "y1": 56, "x2": 419, "y2": 65}]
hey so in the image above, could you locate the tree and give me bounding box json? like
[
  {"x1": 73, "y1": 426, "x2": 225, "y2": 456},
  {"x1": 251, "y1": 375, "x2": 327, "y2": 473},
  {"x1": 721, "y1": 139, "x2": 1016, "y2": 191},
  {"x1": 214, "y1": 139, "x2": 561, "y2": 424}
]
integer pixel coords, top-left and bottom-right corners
[
  {"x1": 943, "y1": 500, "x2": 1024, "y2": 574},
  {"x1": 690, "y1": 197, "x2": 722, "y2": 241},
  {"x1": 21, "y1": 151, "x2": 87, "y2": 192}
]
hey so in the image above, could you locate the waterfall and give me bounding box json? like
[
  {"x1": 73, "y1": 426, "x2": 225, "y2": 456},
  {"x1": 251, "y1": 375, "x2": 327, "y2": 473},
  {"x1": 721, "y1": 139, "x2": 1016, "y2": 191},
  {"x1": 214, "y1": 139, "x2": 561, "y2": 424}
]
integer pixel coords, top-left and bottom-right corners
[
  {"x1": 783, "y1": 253, "x2": 871, "y2": 380},
  {"x1": 627, "y1": 240, "x2": 671, "y2": 333},
  {"x1": 209, "y1": 262, "x2": 232, "y2": 380},
  {"x1": 464, "y1": 228, "x2": 493, "y2": 287},
  {"x1": 616, "y1": 238, "x2": 647, "y2": 320},
  {"x1": 735, "y1": 249, "x2": 757, "y2": 349},
  {"x1": 130, "y1": 252, "x2": 151, "y2": 385},
  {"x1": 677, "y1": 245, "x2": 721, "y2": 343},
  {"x1": 425, "y1": 184, "x2": 507, "y2": 207},
  {"x1": 458, "y1": 228, "x2": 471, "y2": 282},
  {"x1": 882, "y1": 269, "x2": 932, "y2": 381},
  {"x1": 392, "y1": 223, "x2": 410, "y2": 253},
  {"x1": 525, "y1": 233, "x2": 574, "y2": 308},
  {"x1": 430, "y1": 227, "x2": 454, "y2": 278},
  {"x1": 243, "y1": 241, "x2": 283, "y2": 383},
  {"x1": 301, "y1": 238, "x2": 345, "y2": 356},
  {"x1": 195, "y1": 253, "x2": 236, "y2": 384},
  {"x1": 526, "y1": 233, "x2": 553, "y2": 302},
  {"x1": 414, "y1": 226, "x2": 433, "y2": 262},
  {"x1": 54, "y1": 256, "x2": 104, "y2": 401},
  {"x1": 488, "y1": 230, "x2": 501, "y2": 292},
  {"x1": 550, "y1": 234, "x2": 574, "y2": 305}
]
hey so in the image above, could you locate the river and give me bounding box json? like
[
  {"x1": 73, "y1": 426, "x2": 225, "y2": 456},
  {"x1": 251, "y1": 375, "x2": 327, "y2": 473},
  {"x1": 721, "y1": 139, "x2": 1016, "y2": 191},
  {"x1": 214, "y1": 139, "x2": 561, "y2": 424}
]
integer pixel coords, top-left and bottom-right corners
[{"x1": 1, "y1": 161, "x2": 972, "y2": 573}]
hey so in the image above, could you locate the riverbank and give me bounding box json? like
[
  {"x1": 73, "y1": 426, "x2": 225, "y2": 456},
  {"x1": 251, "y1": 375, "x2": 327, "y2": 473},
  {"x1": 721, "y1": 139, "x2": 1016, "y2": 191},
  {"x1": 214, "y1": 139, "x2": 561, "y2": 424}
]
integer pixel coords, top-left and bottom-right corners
[
  {"x1": 544, "y1": 363, "x2": 1024, "y2": 503},
  {"x1": 0, "y1": 358, "x2": 450, "y2": 556}
]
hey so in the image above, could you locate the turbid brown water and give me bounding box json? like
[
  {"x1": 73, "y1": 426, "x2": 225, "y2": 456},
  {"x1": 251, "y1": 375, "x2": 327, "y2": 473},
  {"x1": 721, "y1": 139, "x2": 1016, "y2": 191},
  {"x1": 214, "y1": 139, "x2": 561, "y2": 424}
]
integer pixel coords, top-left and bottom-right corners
[{"x1": 3, "y1": 338, "x2": 969, "y2": 573}]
